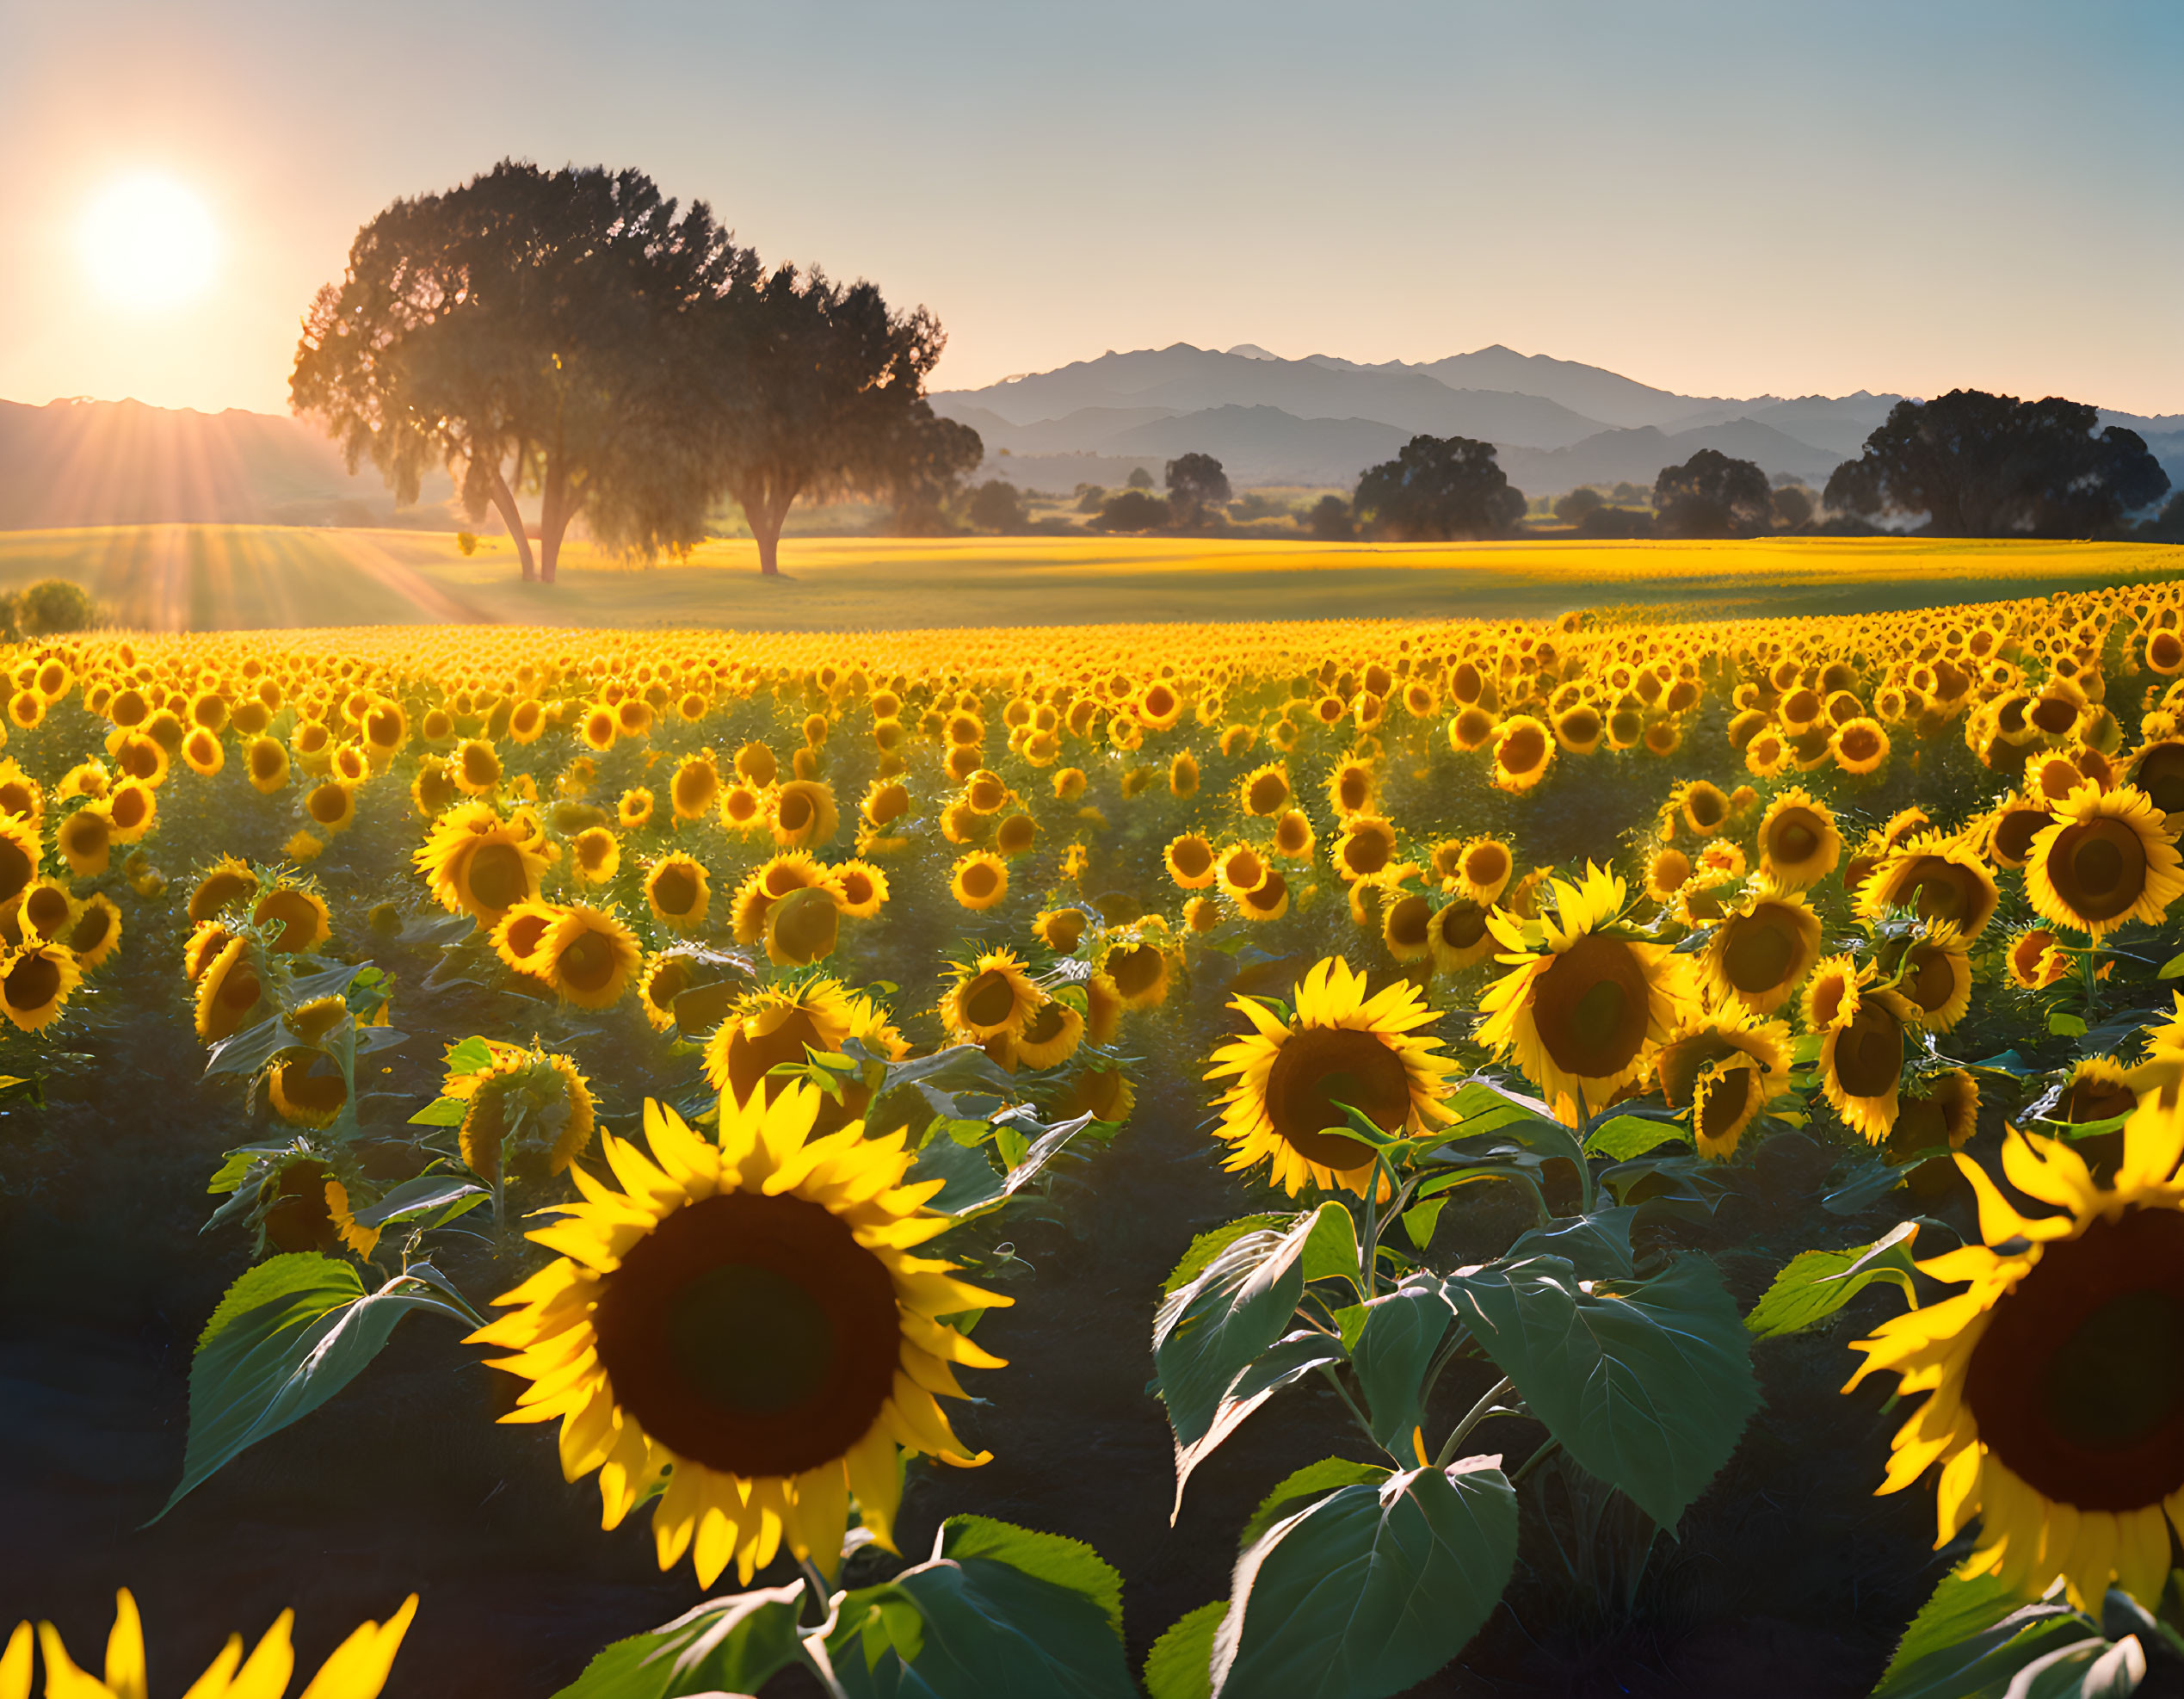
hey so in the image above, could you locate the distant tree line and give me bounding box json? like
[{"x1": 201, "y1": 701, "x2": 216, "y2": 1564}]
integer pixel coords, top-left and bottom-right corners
[{"x1": 290, "y1": 162, "x2": 980, "y2": 581}]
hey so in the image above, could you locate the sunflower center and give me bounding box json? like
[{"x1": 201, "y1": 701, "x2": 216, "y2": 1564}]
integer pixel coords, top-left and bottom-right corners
[
  {"x1": 8, "y1": 954, "x2": 61, "y2": 1010},
  {"x1": 558, "y1": 929, "x2": 617, "y2": 992},
  {"x1": 466, "y1": 843, "x2": 529, "y2": 913},
  {"x1": 652, "y1": 865, "x2": 700, "y2": 914},
  {"x1": 1695, "y1": 1067, "x2": 1759, "y2": 1147},
  {"x1": 1262, "y1": 1024, "x2": 1410, "y2": 1171},
  {"x1": 1108, "y1": 945, "x2": 1163, "y2": 998},
  {"x1": 1967, "y1": 1208, "x2": 2184, "y2": 1511},
  {"x1": 1438, "y1": 900, "x2": 1487, "y2": 949},
  {"x1": 964, "y1": 970, "x2": 1020, "y2": 1029},
  {"x1": 778, "y1": 793, "x2": 813, "y2": 833},
  {"x1": 2137, "y1": 745, "x2": 2184, "y2": 815},
  {"x1": 1019, "y1": 1000, "x2": 1069, "y2": 1047},
  {"x1": 2055, "y1": 819, "x2": 2145, "y2": 922},
  {"x1": 1832, "y1": 1005, "x2": 1903, "y2": 1098},
  {"x1": 1533, "y1": 933, "x2": 1650, "y2": 1081},
  {"x1": 1775, "y1": 819, "x2": 1817, "y2": 864},
  {"x1": 595, "y1": 1191, "x2": 899, "y2": 1480},
  {"x1": 1248, "y1": 775, "x2": 1286, "y2": 814},
  {"x1": 1723, "y1": 916, "x2": 1795, "y2": 994}
]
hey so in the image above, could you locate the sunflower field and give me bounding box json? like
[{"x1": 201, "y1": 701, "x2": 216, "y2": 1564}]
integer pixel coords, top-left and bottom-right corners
[{"x1": 10, "y1": 582, "x2": 2184, "y2": 1697}]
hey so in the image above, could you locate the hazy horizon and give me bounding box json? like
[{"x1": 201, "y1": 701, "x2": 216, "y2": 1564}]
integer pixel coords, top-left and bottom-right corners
[{"x1": 4, "y1": 0, "x2": 2180, "y2": 417}]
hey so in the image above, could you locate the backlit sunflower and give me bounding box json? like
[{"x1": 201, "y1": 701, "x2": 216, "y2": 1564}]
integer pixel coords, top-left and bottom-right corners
[
  {"x1": 771, "y1": 779, "x2": 839, "y2": 850},
  {"x1": 950, "y1": 850, "x2": 1008, "y2": 911},
  {"x1": 538, "y1": 905, "x2": 642, "y2": 1009},
  {"x1": 703, "y1": 978, "x2": 904, "y2": 1108},
  {"x1": 2005, "y1": 926, "x2": 2072, "y2": 991},
  {"x1": 455, "y1": 1047, "x2": 596, "y2": 1182},
  {"x1": 1654, "y1": 1004, "x2": 1792, "y2": 1159},
  {"x1": 57, "y1": 804, "x2": 114, "y2": 876},
  {"x1": 1755, "y1": 788, "x2": 1842, "y2": 889},
  {"x1": 193, "y1": 937, "x2": 262, "y2": 1043},
  {"x1": 1477, "y1": 864, "x2": 1697, "y2": 1123},
  {"x1": 414, "y1": 803, "x2": 548, "y2": 927},
  {"x1": 571, "y1": 825, "x2": 620, "y2": 885},
  {"x1": 1882, "y1": 928, "x2": 1974, "y2": 1032},
  {"x1": 1206, "y1": 956, "x2": 1454, "y2": 1197},
  {"x1": 1239, "y1": 763, "x2": 1291, "y2": 817},
  {"x1": 1846, "y1": 1106, "x2": 2184, "y2": 1609},
  {"x1": 645, "y1": 853, "x2": 712, "y2": 931},
  {"x1": 1858, "y1": 832, "x2": 2002, "y2": 938},
  {"x1": 1428, "y1": 898, "x2": 1498, "y2": 973},
  {"x1": 1802, "y1": 952, "x2": 1865, "y2": 1032},
  {"x1": 1819, "y1": 984, "x2": 1916, "y2": 1141},
  {"x1": 941, "y1": 950, "x2": 1045, "y2": 1047},
  {"x1": 1452, "y1": 837, "x2": 1515, "y2": 906},
  {"x1": 15, "y1": 1586, "x2": 416, "y2": 1699},
  {"x1": 730, "y1": 851, "x2": 830, "y2": 945},
  {"x1": 253, "y1": 883, "x2": 331, "y2": 955},
  {"x1": 2025, "y1": 782, "x2": 2184, "y2": 939},
  {"x1": 66, "y1": 893, "x2": 122, "y2": 972},
  {"x1": 0, "y1": 942, "x2": 81, "y2": 1034},
  {"x1": 1490, "y1": 715, "x2": 1553, "y2": 793},
  {"x1": 830, "y1": 861, "x2": 888, "y2": 919},
  {"x1": 472, "y1": 1087, "x2": 1007, "y2": 1586},
  {"x1": 764, "y1": 885, "x2": 842, "y2": 967},
  {"x1": 1101, "y1": 936, "x2": 1172, "y2": 1010},
  {"x1": 1700, "y1": 885, "x2": 1823, "y2": 1016},
  {"x1": 1163, "y1": 833, "x2": 1218, "y2": 889}
]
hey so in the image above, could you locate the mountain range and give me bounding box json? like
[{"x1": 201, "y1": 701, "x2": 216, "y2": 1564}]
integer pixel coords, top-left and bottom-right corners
[{"x1": 932, "y1": 343, "x2": 2184, "y2": 497}]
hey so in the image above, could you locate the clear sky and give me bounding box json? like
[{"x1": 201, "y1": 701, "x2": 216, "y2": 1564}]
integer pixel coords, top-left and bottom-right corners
[{"x1": 3, "y1": 0, "x2": 2179, "y2": 417}]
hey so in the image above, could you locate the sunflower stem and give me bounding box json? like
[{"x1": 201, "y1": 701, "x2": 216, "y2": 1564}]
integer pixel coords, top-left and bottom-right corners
[
  {"x1": 1572, "y1": 1086, "x2": 1600, "y2": 1214},
  {"x1": 2081, "y1": 939, "x2": 2102, "y2": 1025},
  {"x1": 1317, "y1": 1362, "x2": 1378, "y2": 1443},
  {"x1": 1509, "y1": 1436, "x2": 1563, "y2": 1489},
  {"x1": 1434, "y1": 1375, "x2": 1516, "y2": 1468}
]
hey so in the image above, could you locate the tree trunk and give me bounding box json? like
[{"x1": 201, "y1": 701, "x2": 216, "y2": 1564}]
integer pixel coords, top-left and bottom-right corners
[
  {"x1": 486, "y1": 466, "x2": 537, "y2": 583},
  {"x1": 747, "y1": 485, "x2": 794, "y2": 578}
]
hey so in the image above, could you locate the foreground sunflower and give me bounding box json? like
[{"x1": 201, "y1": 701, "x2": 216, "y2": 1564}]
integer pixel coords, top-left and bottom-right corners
[
  {"x1": 1476, "y1": 863, "x2": 1696, "y2": 1123},
  {"x1": 474, "y1": 1086, "x2": 1007, "y2": 1587},
  {"x1": 1847, "y1": 1104, "x2": 2184, "y2": 1609},
  {"x1": 9, "y1": 1588, "x2": 416, "y2": 1699},
  {"x1": 2025, "y1": 782, "x2": 2184, "y2": 939},
  {"x1": 1205, "y1": 955, "x2": 1456, "y2": 1197}
]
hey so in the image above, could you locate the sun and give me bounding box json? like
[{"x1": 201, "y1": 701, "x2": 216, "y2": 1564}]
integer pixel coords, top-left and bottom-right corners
[{"x1": 80, "y1": 173, "x2": 219, "y2": 311}]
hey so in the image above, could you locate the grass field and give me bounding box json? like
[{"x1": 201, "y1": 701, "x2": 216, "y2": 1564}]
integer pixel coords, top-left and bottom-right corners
[{"x1": 2, "y1": 523, "x2": 2180, "y2": 631}]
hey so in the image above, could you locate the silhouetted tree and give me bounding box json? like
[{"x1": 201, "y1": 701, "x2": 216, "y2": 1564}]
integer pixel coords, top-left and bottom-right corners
[
  {"x1": 1074, "y1": 484, "x2": 1107, "y2": 514},
  {"x1": 1652, "y1": 449, "x2": 1774, "y2": 538},
  {"x1": 1611, "y1": 481, "x2": 1649, "y2": 505},
  {"x1": 1352, "y1": 436, "x2": 1525, "y2": 541},
  {"x1": 1164, "y1": 453, "x2": 1231, "y2": 529},
  {"x1": 1305, "y1": 495, "x2": 1354, "y2": 541},
  {"x1": 1772, "y1": 485, "x2": 1814, "y2": 529},
  {"x1": 292, "y1": 162, "x2": 737, "y2": 584},
  {"x1": 694, "y1": 265, "x2": 958, "y2": 576},
  {"x1": 885, "y1": 415, "x2": 984, "y2": 534},
  {"x1": 1576, "y1": 505, "x2": 1655, "y2": 540},
  {"x1": 1554, "y1": 486, "x2": 1605, "y2": 526},
  {"x1": 1824, "y1": 390, "x2": 2170, "y2": 537},
  {"x1": 968, "y1": 479, "x2": 1025, "y2": 531},
  {"x1": 1090, "y1": 490, "x2": 1169, "y2": 531},
  {"x1": 1126, "y1": 466, "x2": 1155, "y2": 491},
  {"x1": 2140, "y1": 492, "x2": 2184, "y2": 543}
]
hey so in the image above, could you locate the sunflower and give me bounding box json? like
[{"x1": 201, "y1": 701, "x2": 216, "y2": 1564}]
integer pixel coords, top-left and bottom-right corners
[
  {"x1": 1755, "y1": 788, "x2": 1842, "y2": 889},
  {"x1": 1644, "y1": 845, "x2": 1694, "y2": 906},
  {"x1": 473, "y1": 1087, "x2": 1005, "y2": 1585},
  {"x1": 194, "y1": 937, "x2": 263, "y2": 1043},
  {"x1": 950, "y1": 850, "x2": 1009, "y2": 911},
  {"x1": 0, "y1": 943, "x2": 81, "y2": 1034},
  {"x1": 1427, "y1": 898, "x2": 1497, "y2": 973},
  {"x1": 1101, "y1": 936, "x2": 1171, "y2": 1010},
  {"x1": 302, "y1": 780, "x2": 356, "y2": 836},
  {"x1": 17, "y1": 880, "x2": 77, "y2": 947},
  {"x1": 645, "y1": 853, "x2": 712, "y2": 931},
  {"x1": 1058, "y1": 1061, "x2": 1135, "y2": 1125},
  {"x1": 1654, "y1": 1005, "x2": 1792, "y2": 1159},
  {"x1": 705, "y1": 979, "x2": 861, "y2": 1106},
  {"x1": 1477, "y1": 864, "x2": 1697, "y2": 1123},
  {"x1": 1700, "y1": 885, "x2": 1823, "y2": 1016},
  {"x1": 1819, "y1": 984, "x2": 1916, "y2": 1141},
  {"x1": 490, "y1": 900, "x2": 562, "y2": 981},
  {"x1": 1205, "y1": 955, "x2": 1457, "y2": 1197},
  {"x1": 455, "y1": 1047, "x2": 596, "y2": 1182},
  {"x1": 56, "y1": 804, "x2": 114, "y2": 876},
  {"x1": 1846, "y1": 1106, "x2": 2184, "y2": 1609},
  {"x1": 941, "y1": 950, "x2": 1046, "y2": 1048},
  {"x1": 772, "y1": 779, "x2": 839, "y2": 850},
  {"x1": 1240, "y1": 763, "x2": 1291, "y2": 817},
  {"x1": 15, "y1": 1587, "x2": 416, "y2": 1699},
  {"x1": 2026, "y1": 782, "x2": 2184, "y2": 939},
  {"x1": 1450, "y1": 837, "x2": 1515, "y2": 906},
  {"x1": 414, "y1": 803, "x2": 549, "y2": 927},
  {"x1": 830, "y1": 860, "x2": 889, "y2": 919},
  {"x1": 1382, "y1": 891, "x2": 1434, "y2": 964},
  {"x1": 1164, "y1": 833, "x2": 1218, "y2": 889},
  {"x1": 254, "y1": 883, "x2": 332, "y2": 955},
  {"x1": 268, "y1": 1052, "x2": 351, "y2": 1131},
  {"x1": 764, "y1": 885, "x2": 842, "y2": 967},
  {"x1": 66, "y1": 893, "x2": 122, "y2": 972},
  {"x1": 1858, "y1": 832, "x2": 2002, "y2": 938},
  {"x1": 259, "y1": 1158, "x2": 379, "y2": 1258},
  {"x1": 1033, "y1": 906, "x2": 1087, "y2": 955},
  {"x1": 1490, "y1": 715, "x2": 1554, "y2": 792},
  {"x1": 1883, "y1": 929, "x2": 1975, "y2": 1032},
  {"x1": 1010, "y1": 997, "x2": 1085, "y2": 1069},
  {"x1": 1333, "y1": 816, "x2": 1398, "y2": 883},
  {"x1": 1889, "y1": 1068, "x2": 1981, "y2": 1156},
  {"x1": 2005, "y1": 926, "x2": 2072, "y2": 991},
  {"x1": 538, "y1": 905, "x2": 643, "y2": 1009},
  {"x1": 1832, "y1": 717, "x2": 1890, "y2": 775}
]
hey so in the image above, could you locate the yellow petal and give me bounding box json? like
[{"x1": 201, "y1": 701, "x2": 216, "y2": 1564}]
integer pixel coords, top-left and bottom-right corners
[
  {"x1": 789, "y1": 1461, "x2": 850, "y2": 1576},
  {"x1": 219, "y1": 1611, "x2": 298, "y2": 1699},
  {"x1": 295, "y1": 1597, "x2": 417, "y2": 1699},
  {"x1": 104, "y1": 1589, "x2": 147, "y2": 1699},
  {"x1": 845, "y1": 1423, "x2": 903, "y2": 1554},
  {"x1": 0, "y1": 1625, "x2": 32, "y2": 1699}
]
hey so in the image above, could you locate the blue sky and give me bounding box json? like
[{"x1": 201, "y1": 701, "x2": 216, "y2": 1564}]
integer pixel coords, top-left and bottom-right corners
[{"x1": 3, "y1": 0, "x2": 2178, "y2": 414}]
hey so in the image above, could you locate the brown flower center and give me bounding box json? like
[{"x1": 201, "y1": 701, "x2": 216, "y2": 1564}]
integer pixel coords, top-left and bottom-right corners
[
  {"x1": 2050, "y1": 818, "x2": 2147, "y2": 923},
  {"x1": 1534, "y1": 933, "x2": 1650, "y2": 1081},
  {"x1": 1262, "y1": 1024, "x2": 1410, "y2": 1171}
]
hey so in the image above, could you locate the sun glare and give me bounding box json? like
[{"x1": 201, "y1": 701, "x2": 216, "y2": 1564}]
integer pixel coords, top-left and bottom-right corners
[{"x1": 79, "y1": 174, "x2": 219, "y2": 312}]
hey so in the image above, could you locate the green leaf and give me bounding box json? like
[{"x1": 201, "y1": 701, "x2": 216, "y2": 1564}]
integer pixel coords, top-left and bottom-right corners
[
  {"x1": 155, "y1": 1255, "x2": 469, "y2": 1518},
  {"x1": 1586, "y1": 1114, "x2": 1691, "y2": 1161},
  {"x1": 904, "y1": 1134, "x2": 1005, "y2": 1216},
  {"x1": 1163, "y1": 1214, "x2": 1299, "y2": 1296},
  {"x1": 1401, "y1": 1199, "x2": 1446, "y2": 1252},
  {"x1": 1211, "y1": 1460, "x2": 1519, "y2": 1697},
  {"x1": 2161, "y1": 952, "x2": 2184, "y2": 980},
  {"x1": 1172, "y1": 1332, "x2": 1347, "y2": 1520},
  {"x1": 1152, "y1": 1208, "x2": 1328, "y2": 1451},
  {"x1": 549, "y1": 1579, "x2": 817, "y2": 1698},
  {"x1": 2051, "y1": 1011, "x2": 2088, "y2": 1038},
  {"x1": 348, "y1": 1174, "x2": 487, "y2": 1231},
  {"x1": 828, "y1": 1516, "x2": 1136, "y2": 1699},
  {"x1": 1823, "y1": 1152, "x2": 1916, "y2": 1216},
  {"x1": 1348, "y1": 1279, "x2": 1454, "y2": 1456},
  {"x1": 1442, "y1": 1255, "x2": 1759, "y2": 1529},
  {"x1": 407, "y1": 1097, "x2": 469, "y2": 1127},
  {"x1": 1878, "y1": 1568, "x2": 2026, "y2": 1684},
  {"x1": 1300, "y1": 1202, "x2": 1362, "y2": 1291},
  {"x1": 1144, "y1": 1603, "x2": 1228, "y2": 1699},
  {"x1": 441, "y1": 1037, "x2": 497, "y2": 1076},
  {"x1": 1745, "y1": 1222, "x2": 1922, "y2": 1340},
  {"x1": 1870, "y1": 1572, "x2": 2104, "y2": 1699},
  {"x1": 1238, "y1": 1457, "x2": 1393, "y2": 1549},
  {"x1": 1503, "y1": 1207, "x2": 1639, "y2": 1281}
]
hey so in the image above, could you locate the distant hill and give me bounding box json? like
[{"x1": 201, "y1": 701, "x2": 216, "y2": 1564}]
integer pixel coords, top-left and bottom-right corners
[
  {"x1": 0, "y1": 398, "x2": 447, "y2": 530},
  {"x1": 1496, "y1": 418, "x2": 1846, "y2": 497}
]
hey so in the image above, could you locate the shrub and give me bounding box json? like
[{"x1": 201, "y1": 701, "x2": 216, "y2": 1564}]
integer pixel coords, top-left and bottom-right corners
[{"x1": 15, "y1": 578, "x2": 97, "y2": 635}]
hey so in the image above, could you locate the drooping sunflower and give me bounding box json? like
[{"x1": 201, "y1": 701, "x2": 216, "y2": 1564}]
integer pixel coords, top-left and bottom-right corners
[
  {"x1": 941, "y1": 950, "x2": 1046, "y2": 1048},
  {"x1": 268, "y1": 1051, "x2": 351, "y2": 1131},
  {"x1": 538, "y1": 905, "x2": 643, "y2": 1009},
  {"x1": 2025, "y1": 782, "x2": 2184, "y2": 939},
  {"x1": 645, "y1": 853, "x2": 712, "y2": 931},
  {"x1": 254, "y1": 882, "x2": 331, "y2": 955},
  {"x1": 2005, "y1": 926, "x2": 2072, "y2": 991},
  {"x1": 730, "y1": 851, "x2": 831, "y2": 945},
  {"x1": 413, "y1": 803, "x2": 549, "y2": 927},
  {"x1": 16, "y1": 1586, "x2": 416, "y2": 1699},
  {"x1": 472, "y1": 1087, "x2": 1007, "y2": 1586},
  {"x1": 706, "y1": 978, "x2": 859, "y2": 1106},
  {"x1": 1477, "y1": 863, "x2": 1698, "y2": 1123},
  {"x1": 193, "y1": 937, "x2": 263, "y2": 1043},
  {"x1": 764, "y1": 885, "x2": 842, "y2": 968},
  {"x1": 1206, "y1": 956, "x2": 1456, "y2": 1198},
  {"x1": 1857, "y1": 831, "x2": 2002, "y2": 938},
  {"x1": 1700, "y1": 884, "x2": 1823, "y2": 1016},
  {"x1": 1819, "y1": 984, "x2": 1916, "y2": 1141},
  {"x1": 1755, "y1": 788, "x2": 1842, "y2": 889},
  {"x1": 1846, "y1": 1107, "x2": 2184, "y2": 1609},
  {"x1": 771, "y1": 779, "x2": 839, "y2": 850},
  {"x1": 1654, "y1": 1004, "x2": 1792, "y2": 1160},
  {"x1": 455, "y1": 1047, "x2": 596, "y2": 1182}
]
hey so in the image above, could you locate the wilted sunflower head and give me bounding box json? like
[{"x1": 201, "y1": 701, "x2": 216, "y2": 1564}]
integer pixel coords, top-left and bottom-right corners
[
  {"x1": 456, "y1": 1047, "x2": 595, "y2": 1183},
  {"x1": 1846, "y1": 1106, "x2": 2184, "y2": 1610}
]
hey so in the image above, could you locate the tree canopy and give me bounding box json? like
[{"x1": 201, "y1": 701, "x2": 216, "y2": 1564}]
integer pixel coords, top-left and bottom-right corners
[
  {"x1": 1351, "y1": 436, "x2": 1526, "y2": 541},
  {"x1": 291, "y1": 161, "x2": 737, "y2": 584},
  {"x1": 967, "y1": 479, "x2": 1025, "y2": 532},
  {"x1": 1824, "y1": 390, "x2": 2170, "y2": 538},
  {"x1": 1090, "y1": 490, "x2": 1170, "y2": 532},
  {"x1": 1652, "y1": 449, "x2": 1774, "y2": 538},
  {"x1": 1164, "y1": 453, "x2": 1231, "y2": 529}
]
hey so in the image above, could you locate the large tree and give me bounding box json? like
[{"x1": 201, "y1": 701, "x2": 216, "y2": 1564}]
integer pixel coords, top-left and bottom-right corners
[
  {"x1": 1164, "y1": 452, "x2": 1231, "y2": 529},
  {"x1": 1351, "y1": 436, "x2": 1525, "y2": 541},
  {"x1": 1652, "y1": 449, "x2": 1774, "y2": 538},
  {"x1": 693, "y1": 266, "x2": 962, "y2": 576},
  {"x1": 1824, "y1": 390, "x2": 2169, "y2": 538},
  {"x1": 292, "y1": 162, "x2": 739, "y2": 583}
]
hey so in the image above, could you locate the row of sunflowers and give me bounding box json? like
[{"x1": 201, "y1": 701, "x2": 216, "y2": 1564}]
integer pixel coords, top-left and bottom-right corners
[{"x1": 9, "y1": 578, "x2": 2184, "y2": 1697}]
